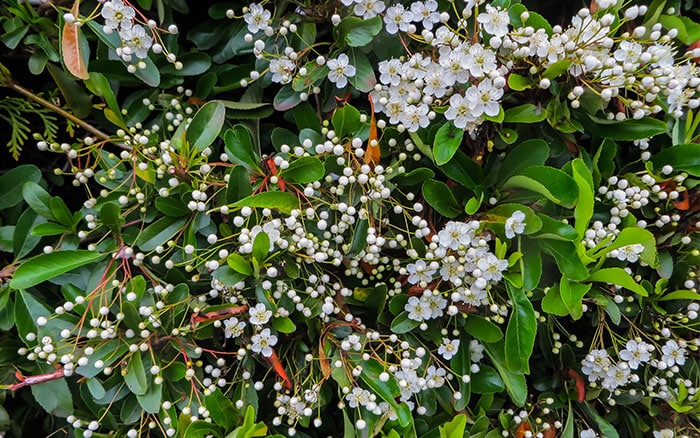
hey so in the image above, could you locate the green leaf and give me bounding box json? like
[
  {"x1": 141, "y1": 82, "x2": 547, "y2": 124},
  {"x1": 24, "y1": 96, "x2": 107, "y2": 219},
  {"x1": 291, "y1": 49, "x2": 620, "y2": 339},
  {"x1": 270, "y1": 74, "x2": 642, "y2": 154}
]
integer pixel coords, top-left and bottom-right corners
[
  {"x1": 22, "y1": 181, "x2": 55, "y2": 221},
  {"x1": 484, "y1": 342, "x2": 528, "y2": 406},
  {"x1": 439, "y1": 150, "x2": 481, "y2": 189},
  {"x1": 227, "y1": 166, "x2": 253, "y2": 203},
  {"x1": 46, "y1": 63, "x2": 92, "y2": 118},
  {"x1": 541, "y1": 284, "x2": 569, "y2": 316},
  {"x1": 586, "y1": 268, "x2": 648, "y2": 297},
  {"x1": 232, "y1": 192, "x2": 299, "y2": 215},
  {"x1": 227, "y1": 253, "x2": 253, "y2": 276},
  {"x1": 14, "y1": 290, "x2": 75, "y2": 341},
  {"x1": 542, "y1": 59, "x2": 572, "y2": 79},
  {"x1": 31, "y1": 222, "x2": 68, "y2": 237},
  {"x1": 451, "y1": 333, "x2": 472, "y2": 409},
  {"x1": 225, "y1": 125, "x2": 260, "y2": 170},
  {"x1": 507, "y1": 73, "x2": 531, "y2": 91},
  {"x1": 390, "y1": 311, "x2": 420, "y2": 334},
  {"x1": 279, "y1": 156, "x2": 325, "y2": 184},
  {"x1": 584, "y1": 115, "x2": 668, "y2": 141},
  {"x1": 273, "y1": 85, "x2": 302, "y2": 111},
  {"x1": 187, "y1": 101, "x2": 225, "y2": 153},
  {"x1": 252, "y1": 231, "x2": 270, "y2": 264},
  {"x1": 272, "y1": 317, "x2": 296, "y2": 334},
  {"x1": 204, "y1": 390, "x2": 237, "y2": 430},
  {"x1": 539, "y1": 239, "x2": 589, "y2": 281},
  {"x1": 559, "y1": 277, "x2": 592, "y2": 320},
  {"x1": 10, "y1": 250, "x2": 106, "y2": 289},
  {"x1": 31, "y1": 367, "x2": 73, "y2": 417},
  {"x1": 441, "y1": 414, "x2": 467, "y2": 438},
  {"x1": 332, "y1": 104, "x2": 362, "y2": 138},
  {"x1": 470, "y1": 365, "x2": 505, "y2": 394},
  {"x1": 100, "y1": 202, "x2": 124, "y2": 234},
  {"x1": 520, "y1": 238, "x2": 542, "y2": 291},
  {"x1": 534, "y1": 214, "x2": 579, "y2": 241},
  {"x1": 504, "y1": 284, "x2": 537, "y2": 373},
  {"x1": 572, "y1": 158, "x2": 595, "y2": 238},
  {"x1": 347, "y1": 50, "x2": 376, "y2": 93},
  {"x1": 155, "y1": 197, "x2": 190, "y2": 217},
  {"x1": 503, "y1": 104, "x2": 547, "y2": 123},
  {"x1": 0, "y1": 165, "x2": 41, "y2": 209},
  {"x1": 185, "y1": 420, "x2": 222, "y2": 438},
  {"x1": 433, "y1": 121, "x2": 465, "y2": 166},
  {"x1": 658, "y1": 290, "x2": 700, "y2": 301},
  {"x1": 85, "y1": 72, "x2": 124, "y2": 126},
  {"x1": 358, "y1": 359, "x2": 412, "y2": 427},
  {"x1": 496, "y1": 140, "x2": 550, "y2": 184},
  {"x1": 422, "y1": 180, "x2": 461, "y2": 218},
  {"x1": 502, "y1": 166, "x2": 578, "y2": 208},
  {"x1": 465, "y1": 315, "x2": 503, "y2": 343},
  {"x1": 136, "y1": 381, "x2": 162, "y2": 414},
  {"x1": 161, "y1": 52, "x2": 212, "y2": 76},
  {"x1": 336, "y1": 16, "x2": 382, "y2": 47},
  {"x1": 123, "y1": 352, "x2": 148, "y2": 395},
  {"x1": 135, "y1": 217, "x2": 189, "y2": 252},
  {"x1": 593, "y1": 227, "x2": 658, "y2": 267},
  {"x1": 651, "y1": 144, "x2": 700, "y2": 177}
]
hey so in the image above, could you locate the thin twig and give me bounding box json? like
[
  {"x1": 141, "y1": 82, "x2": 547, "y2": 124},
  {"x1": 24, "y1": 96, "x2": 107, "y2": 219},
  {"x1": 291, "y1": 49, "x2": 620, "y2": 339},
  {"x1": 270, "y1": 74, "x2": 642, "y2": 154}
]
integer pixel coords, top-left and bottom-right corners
[{"x1": 4, "y1": 366, "x2": 65, "y2": 392}]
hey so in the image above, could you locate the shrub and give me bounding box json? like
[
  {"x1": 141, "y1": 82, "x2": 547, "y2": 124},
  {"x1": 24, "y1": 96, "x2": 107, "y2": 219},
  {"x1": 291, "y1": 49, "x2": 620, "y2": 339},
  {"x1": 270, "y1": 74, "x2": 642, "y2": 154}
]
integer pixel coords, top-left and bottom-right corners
[{"x1": 0, "y1": 0, "x2": 699, "y2": 437}]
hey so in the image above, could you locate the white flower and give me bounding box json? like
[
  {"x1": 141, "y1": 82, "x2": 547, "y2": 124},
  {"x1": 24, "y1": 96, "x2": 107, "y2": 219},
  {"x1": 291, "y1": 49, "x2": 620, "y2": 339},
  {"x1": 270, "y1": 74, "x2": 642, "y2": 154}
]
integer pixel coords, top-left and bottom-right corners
[
  {"x1": 614, "y1": 244, "x2": 644, "y2": 263},
  {"x1": 653, "y1": 429, "x2": 674, "y2": 438},
  {"x1": 102, "y1": 0, "x2": 135, "y2": 31},
  {"x1": 119, "y1": 24, "x2": 152, "y2": 59},
  {"x1": 406, "y1": 260, "x2": 437, "y2": 285},
  {"x1": 581, "y1": 349, "x2": 611, "y2": 382},
  {"x1": 411, "y1": 0, "x2": 440, "y2": 29},
  {"x1": 268, "y1": 57, "x2": 296, "y2": 84},
  {"x1": 580, "y1": 428, "x2": 598, "y2": 438},
  {"x1": 469, "y1": 339, "x2": 484, "y2": 362},
  {"x1": 465, "y1": 78, "x2": 503, "y2": 118},
  {"x1": 476, "y1": 5, "x2": 510, "y2": 38},
  {"x1": 346, "y1": 387, "x2": 372, "y2": 408},
  {"x1": 223, "y1": 317, "x2": 246, "y2": 339},
  {"x1": 353, "y1": 0, "x2": 385, "y2": 20},
  {"x1": 243, "y1": 3, "x2": 271, "y2": 34},
  {"x1": 384, "y1": 4, "x2": 413, "y2": 35},
  {"x1": 405, "y1": 296, "x2": 432, "y2": 322},
  {"x1": 504, "y1": 210, "x2": 526, "y2": 239},
  {"x1": 475, "y1": 253, "x2": 508, "y2": 282},
  {"x1": 326, "y1": 53, "x2": 356, "y2": 88},
  {"x1": 251, "y1": 328, "x2": 277, "y2": 357},
  {"x1": 248, "y1": 303, "x2": 272, "y2": 326},
  {"x1": 438, "y1": 221, "x2": 472, "y2": 250},
  {"x1": 444, "y1": 93, "x2": 478, "y2": 129},
  {"x1": 425, "y1": 365, "x2": 446, "y2": 388},
  {"x1": 438, "y1": 338, "x2": 460, "y2": 360},
  {"x1": 619, "y1": 339, "x2": 652, "y2": 369},
  {"x1": 660, "y1": 340, "x2": 686, "y2": 367},
  {"x1": 601, "y1": 362, "x2": 630, "y2": 390},
  {"x1": 596, "y1": 0, "x2": 617, "y2": 9}
]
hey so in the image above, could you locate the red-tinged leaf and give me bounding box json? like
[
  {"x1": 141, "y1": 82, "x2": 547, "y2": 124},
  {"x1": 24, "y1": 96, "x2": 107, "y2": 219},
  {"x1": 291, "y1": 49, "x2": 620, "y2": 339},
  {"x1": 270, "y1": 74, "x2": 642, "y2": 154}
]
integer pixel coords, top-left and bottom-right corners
[{"x1": 62, "y1": 0, "x2": 89, "y2": 80}]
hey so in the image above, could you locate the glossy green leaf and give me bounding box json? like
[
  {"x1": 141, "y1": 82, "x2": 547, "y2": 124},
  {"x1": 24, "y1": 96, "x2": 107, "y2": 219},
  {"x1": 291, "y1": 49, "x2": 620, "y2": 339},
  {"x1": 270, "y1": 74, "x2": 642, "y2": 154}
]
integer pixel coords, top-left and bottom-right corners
[
  {"x1": 227, "y1": 253, "x2": 253, "y2": 276},
  {"x1": 505, "y1": 284, "x2": 537, "y2": 373},
  {"x1": 331, "y1": 104, "x2": 361, "y2": 138},
  {"x1": 441, "y1": 414, "x2": 467, "y2": 438},
  {"x1": 252, "y1": 231, "x2": 270, "y2": 264},
  {"x1": 225, "y1": 125, "x2": 260, "y2": 170},
  {"x1": 336, "y1": 16, "x2": 382, "y2": 47},
  {"x1": 572, "y1": 158, "x2": 595, "y2": 238},
  {"x1": 439, "y1": 150, "x2": 481, "y2": 189},
  {"x1": 232, "y1": 192, "x2": 299, "y2": 215},
  {"x1": 0, "y1": 164, "x2": 41, "y2": 209},
  {"x1": 390, "y1": 311, "x2": 420, "y2": 334},
  {"x1": 433, "y1": 121, "x2": 464, "y2": 166},
  {"x1": 204, "y1": 390, "x2": 237, "y2": 430},
  {"x1": 541, "y1": 284, "x2": 569, "y2": 316},
  {"x1": 10, "y1": 250, "x2": 106, "y2": 289},
  {"x1": 422, "y1": 180, "x2": 461, "y2": 218},
  {"x1": 534, "y1": 214, "x2": 578, "y2": 241},
  {"x1": 135, "y1": 217, "x2": 189, "y2": 252},
  {"x1": 658, "y1": 290, "x2": 700, "y2": 301},
  {"x1": 123, "y1": 352, "x2": 148, "y2": 396},
  {"x1": 100, "y1": 202, "x2": 124, "y2": 234},
  {"x1": 651, "y1": 144, "x2": 700, "y2": 176},
  {"x1": 470, "y1": 365, "x2": 505, "y2": 394},
  {"x1": 31, "y1": 366, "x2": 73, "y2": 417},
  {"x1": 31, "y1": 222, "x2": 68, "y2": 237},
  {"x1": 279, "y1": 156, "x2": 325, "y2": 184},
  {"x1": 136, "y1": 381, "x2": 162, "y2": 414},
  {"x1": 22, "y1": 181, "x2": 55, "y2": 221},
  {"x1": 465, "y1": 315, "x2": 503, "y2": 343},
  {"x1": 584, "y1": 115, "x2": 668, "y2": 141},
  {"x1": 272, "y1": 316, "x2": 296, "y2": 334},
  {"x1": 540, "y1": 239, "x2": 589, "y2": 281},
  {"x1": 507, "y1": 73, "x2": 531, "y2": 91},
  {"x1": 155, "y1": 197, "x2": 190, "y2": 217},
  {"x1": 358, "y1": 359, "x2": 412, "y2": 427},
  {"x1": 586, "y1": 268, "x2": 648, "y2": 296},
  {"x1": 520, "y1": 237, "x2": 542, "y2": 290},
  {"x1": 347, "y1": 50, "x2": 376, "y2": 93},
  {"x1": 542, "y1": 59, "x2": 572, "y2": 79},
  {"x1": 496, "y1": 140, "x2": 550, "y2": 184},
  {"x1": 502, "y1": 166, "x2": 578, "y2": 207},
  {"x1": 185, "y1": 421, "x2": 222, "y2": 438},
  {"x1": 503, "y1": 104, "x2": 547, "y2": 123},
  {"x1": 559, "y1": 277, "x2": 591, "y2": 320},
  {"x1": 484, "y1": 342, "x2": 528, "y2": 406},
  {"x1": 273, "y1": 85, "x2": 302, "y2": 111},
  {"x1": 187, "y1": 101, "x2": 225, "y2": 153}
]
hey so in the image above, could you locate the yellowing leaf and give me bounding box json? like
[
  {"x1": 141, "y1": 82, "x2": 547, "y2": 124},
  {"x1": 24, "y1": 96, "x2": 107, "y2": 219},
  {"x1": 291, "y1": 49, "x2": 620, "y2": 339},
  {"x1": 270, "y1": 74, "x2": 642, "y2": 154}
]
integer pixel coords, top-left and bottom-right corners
[{"x1": 61, "y1": 0, "x2": 89, "y2": 80}]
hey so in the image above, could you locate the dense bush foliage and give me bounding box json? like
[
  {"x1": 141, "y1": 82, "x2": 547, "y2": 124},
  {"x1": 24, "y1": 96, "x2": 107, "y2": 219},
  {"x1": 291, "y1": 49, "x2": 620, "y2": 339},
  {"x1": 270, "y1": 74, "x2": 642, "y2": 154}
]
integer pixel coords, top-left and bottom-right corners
[{"x1": 0, "y1": 0, "x2": 699, "y2": 437}]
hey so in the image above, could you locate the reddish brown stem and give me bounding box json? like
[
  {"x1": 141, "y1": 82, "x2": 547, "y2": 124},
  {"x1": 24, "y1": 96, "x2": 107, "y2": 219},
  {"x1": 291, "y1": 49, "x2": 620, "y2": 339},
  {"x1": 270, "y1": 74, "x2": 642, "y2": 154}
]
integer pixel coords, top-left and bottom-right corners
[
  {"x1": 7, "y1": 366, "x2": 65, "y2": 392},
  {"x1": 190, "y1": 305, "x2": 249, "y2": 329}
]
